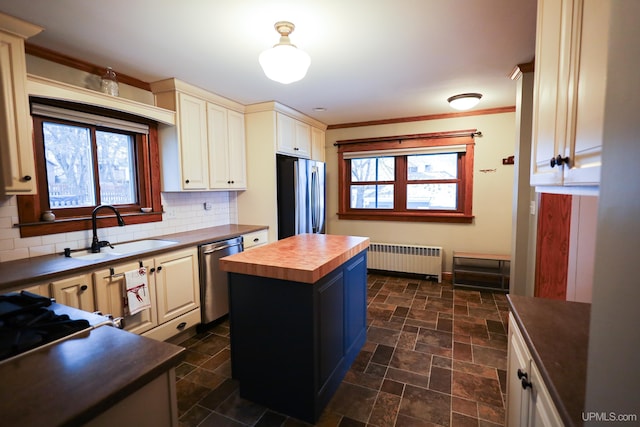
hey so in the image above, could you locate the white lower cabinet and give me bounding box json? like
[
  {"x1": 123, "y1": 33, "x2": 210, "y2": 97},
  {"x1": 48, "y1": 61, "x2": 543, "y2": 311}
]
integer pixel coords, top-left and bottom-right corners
[
  {"x1": 507, "y1": 315, "x2": 563, "y2": 427},
  {"x1": 93, "y1": 247, "x2": 200, "y2": 340},
  {"x1": 49, "y1": 273, "x2": 95, "y2": 313},
  {"x1": 242, "y1": 229, "x2": 269, "y2": 250},
  {"x1": 93, "y1": 259, "x2": 157, "y2": 335}
]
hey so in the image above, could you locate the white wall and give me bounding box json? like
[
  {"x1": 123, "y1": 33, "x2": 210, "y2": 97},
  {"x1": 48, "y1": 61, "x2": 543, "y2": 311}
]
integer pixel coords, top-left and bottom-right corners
[
  {"x1": 0, "y1": 192, "x2": 237, "y2": 262},
  {"x1": 325, "y1": 112, "x2": 516, "y2": 272}
]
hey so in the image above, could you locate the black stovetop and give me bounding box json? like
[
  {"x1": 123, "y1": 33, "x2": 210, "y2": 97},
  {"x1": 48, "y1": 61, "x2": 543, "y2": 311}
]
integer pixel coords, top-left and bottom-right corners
[{"x1": 0, "y1": 291, "x2": 91, "y2": 362}]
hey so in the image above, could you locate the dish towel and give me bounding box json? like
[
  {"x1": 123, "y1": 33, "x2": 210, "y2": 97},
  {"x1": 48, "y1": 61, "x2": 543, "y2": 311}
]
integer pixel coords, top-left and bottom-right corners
[{"x1": 124, "y1": 267, "x2": 151, "y2": 316}]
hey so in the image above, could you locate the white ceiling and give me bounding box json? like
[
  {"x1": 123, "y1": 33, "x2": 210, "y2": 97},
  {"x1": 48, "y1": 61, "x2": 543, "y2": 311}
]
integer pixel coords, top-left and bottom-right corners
[{"x1": 0, "y1": 0, "x2": 537, "y2": 126}]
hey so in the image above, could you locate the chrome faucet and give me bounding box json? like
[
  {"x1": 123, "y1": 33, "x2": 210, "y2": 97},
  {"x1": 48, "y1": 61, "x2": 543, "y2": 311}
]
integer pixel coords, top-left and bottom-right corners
[{"x1": 91, "y1": 205, "x2": 125, "y2": 253}]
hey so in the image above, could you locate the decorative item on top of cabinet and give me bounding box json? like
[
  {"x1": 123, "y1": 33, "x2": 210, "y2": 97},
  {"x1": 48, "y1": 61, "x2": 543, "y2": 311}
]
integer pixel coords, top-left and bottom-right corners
[
  {"x1": 530, "y1": 0, "x2": 606, "y2": 190},
  {"x1": 150, "y1": 78, "x2": 247, "y2": 192},
  {"x1": 277, "y1": 112, "x2": 311, "y2": 158},
  {"x1": 0, "y1": 14, "x2": 43, "y2": 196},
  {"x1": 49, "y1": 273, "x2": 95, "y2": 313}
]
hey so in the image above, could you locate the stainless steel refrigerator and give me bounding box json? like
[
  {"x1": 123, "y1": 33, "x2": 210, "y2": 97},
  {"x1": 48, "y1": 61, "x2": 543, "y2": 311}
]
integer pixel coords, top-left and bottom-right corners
[{"x1": 276, "y1": 154, "x2": 326, "y2": 239}]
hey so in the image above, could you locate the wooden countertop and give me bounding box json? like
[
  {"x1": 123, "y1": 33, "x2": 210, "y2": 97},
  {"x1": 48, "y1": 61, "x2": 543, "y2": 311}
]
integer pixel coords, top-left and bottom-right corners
[
  {"x1": 507, "y1": 294, "x2": 591, "y2": 427},
  {"x1": 0, "y1": 304, "x2": 185, "y2": 426},
  {"x1": 0, "y1": 224, "x2": 267, "y2": 292},
  {"x1": 220, "y1": 234, "x2": 370, "y2": 284}
]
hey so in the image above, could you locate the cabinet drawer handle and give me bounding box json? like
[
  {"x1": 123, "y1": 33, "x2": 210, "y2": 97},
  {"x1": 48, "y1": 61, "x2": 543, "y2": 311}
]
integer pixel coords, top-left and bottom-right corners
[
  {"x1": 253, "y1": 238, "x2": 259, "y2": 242},
  {"x1": 176, "y1": 322, "x2": 187, "y2": 330},
  {"x1": 80, "y1": 285, "x2": 88, "y2": 291},
  {"x1": 521, "y1": 377, "x2": 533, "y2": 390}
]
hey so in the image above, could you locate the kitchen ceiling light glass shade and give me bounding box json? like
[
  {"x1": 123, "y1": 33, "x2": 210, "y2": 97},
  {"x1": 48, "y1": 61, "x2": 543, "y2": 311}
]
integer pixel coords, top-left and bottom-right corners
[
  {"x1": 447, "y1": 93, "x2": 483, "y2": 110},
  {"x1": 259, "y1": 21, "x2": 310, "y2": 84}
]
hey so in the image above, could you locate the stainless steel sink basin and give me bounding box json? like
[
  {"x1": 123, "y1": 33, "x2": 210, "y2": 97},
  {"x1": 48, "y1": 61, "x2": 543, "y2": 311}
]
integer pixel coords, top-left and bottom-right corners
[{"x1": 69, "y1": 239, "x2": 178, "y2": 261}]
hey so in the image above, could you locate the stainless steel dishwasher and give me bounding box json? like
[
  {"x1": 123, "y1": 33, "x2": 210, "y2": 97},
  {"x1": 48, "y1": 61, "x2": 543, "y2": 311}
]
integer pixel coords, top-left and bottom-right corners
[{"x1": 199, "y1": 236, "x2": 243, "y2": 325}]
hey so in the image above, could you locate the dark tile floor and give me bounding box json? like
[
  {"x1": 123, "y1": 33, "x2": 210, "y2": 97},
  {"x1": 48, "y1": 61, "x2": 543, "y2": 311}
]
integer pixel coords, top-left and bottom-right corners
[{"x1": 176, "y1": 273, "x2": 510, "y2": 427}]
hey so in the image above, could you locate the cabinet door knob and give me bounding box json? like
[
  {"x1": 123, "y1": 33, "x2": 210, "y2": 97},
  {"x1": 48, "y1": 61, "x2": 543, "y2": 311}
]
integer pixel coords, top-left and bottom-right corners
[
  {"x1": 80, "y1": 285, "x2": 88, "y2": 291},
  {"x1": 550, "y1": 154, "x2": 570, "y2": 168},
  {"x1": 149, "y1": 267, "x2": 156, "y2": 273},
  {"x1": 517, "y1": 368, "x2": 527, "y2": 379},
  {"x1": 521, "y1": 377, "x2": 533, "y2": 390},
  {"x1": 185, "y1": 179, "x2": 190, "y2": 184},
  {"x1": 156, "y1": 266, "x2": 163, "y2": 272},
  {"x1": 23, "y1": 175, "x2": 32, "y2": 181}
]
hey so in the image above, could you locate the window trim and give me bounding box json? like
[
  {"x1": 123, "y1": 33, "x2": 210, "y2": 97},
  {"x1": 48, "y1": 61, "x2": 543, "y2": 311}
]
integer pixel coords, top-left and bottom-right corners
[
  {"x1": 337, "y1": 130, "x2": 476, "y2": 223},
  {"x1": 17, "y1": 99, "x2": 163, "y2": 237}
]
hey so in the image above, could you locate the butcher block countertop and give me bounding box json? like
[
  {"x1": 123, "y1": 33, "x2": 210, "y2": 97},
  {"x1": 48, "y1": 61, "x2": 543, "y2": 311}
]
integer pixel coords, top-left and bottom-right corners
[
  {"x1": 0, "y1": 224, "x2": 266, "y2": 292},
  {"x1": 0, "y1": 304, "x2": 184, "y2": 427},
  {"x1": 220, "y1": 234, "x2": 370, "y2": 284},
  {"x1": 507, "y1": 295, "x2": 591, "y2": 427}
]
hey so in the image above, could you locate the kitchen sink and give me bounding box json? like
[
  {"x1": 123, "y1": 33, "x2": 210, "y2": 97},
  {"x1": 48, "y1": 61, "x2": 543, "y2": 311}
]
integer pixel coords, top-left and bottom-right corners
[
  {"x1": 69, "y1": 239, "x2": 178, "y2": 261},
  {"x1": 110, "y1": 239, "x2": 178, "y2": 254}
]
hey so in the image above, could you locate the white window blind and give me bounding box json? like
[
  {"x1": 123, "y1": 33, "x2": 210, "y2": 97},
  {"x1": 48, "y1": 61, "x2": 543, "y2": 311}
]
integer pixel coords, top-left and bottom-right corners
[
  {"x1": 31, "y1": 103, "x2": 149, "y2": 134},
  {"x1": 342, "y1": 144, "x2": 467, "y2": 159}
]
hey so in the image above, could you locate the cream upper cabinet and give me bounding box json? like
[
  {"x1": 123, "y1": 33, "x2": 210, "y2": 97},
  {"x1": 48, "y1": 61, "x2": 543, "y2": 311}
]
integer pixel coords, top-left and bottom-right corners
[
  {"x1": 154, "y1": 247, "x2": 200, "y2": 324},
  {"x1": 531, "y1": 0, "x2": 606, "y2": 188},
  {"x1": 277, "y1": 112, "x2": 311, "y2": 158},
  {"x1": 93, "y1": 259, "x2": 157, "y2": 335},
  {"x1": 176, "y1": 93, "x2": 209, "y2": 190},
  {"x1": 151, "y1": 78, "x2": 246, "y2": 191},
  {"x1": 208, "y1": 104, "x2": 247, "y2": 189},
  {"x1": 0, "y1": 14, "x2": 43, "y2": 195},
  {"x1": 311, "y1": 126, "x2": 325, "y2": 162},
  {"x1": 49, "y1": 273, "x2": 95, "y2": 313}
]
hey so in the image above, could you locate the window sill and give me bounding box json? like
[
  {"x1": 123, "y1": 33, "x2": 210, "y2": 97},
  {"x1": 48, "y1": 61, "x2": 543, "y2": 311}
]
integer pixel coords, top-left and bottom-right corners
[
  {"x1": 15, "y1": 212, "x2": 163, "y2": 238},
  {"x1": 337, "y1": 211, "x2": 474, "y2": 223}
]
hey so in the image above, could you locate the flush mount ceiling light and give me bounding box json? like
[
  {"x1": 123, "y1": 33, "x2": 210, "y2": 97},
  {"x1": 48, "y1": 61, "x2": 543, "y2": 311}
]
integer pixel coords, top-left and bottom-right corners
[
  {"x1": 259, "y1": 21, "x2": 311, "y2": 84},
  {"x1": 447, "y1": 93, "x2": 483, "y2": 110}
]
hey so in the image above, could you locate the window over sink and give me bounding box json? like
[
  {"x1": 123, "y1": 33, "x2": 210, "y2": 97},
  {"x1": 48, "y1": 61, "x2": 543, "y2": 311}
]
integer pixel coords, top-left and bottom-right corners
[{"x1": 16, "y1": 99, "x2": 163, "y2": 237}]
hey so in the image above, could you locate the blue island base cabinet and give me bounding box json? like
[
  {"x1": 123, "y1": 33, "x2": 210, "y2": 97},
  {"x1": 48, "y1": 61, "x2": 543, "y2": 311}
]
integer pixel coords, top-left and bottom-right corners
[{"x1": 228, "y1": 250, "x2": 368, "y2": 423}]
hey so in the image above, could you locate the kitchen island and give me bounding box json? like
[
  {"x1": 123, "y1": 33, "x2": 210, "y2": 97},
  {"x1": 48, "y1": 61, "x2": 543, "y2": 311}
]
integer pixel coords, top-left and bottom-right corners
[{"x1": 220, "y1": 234, "x2": 369, "y2": 423}]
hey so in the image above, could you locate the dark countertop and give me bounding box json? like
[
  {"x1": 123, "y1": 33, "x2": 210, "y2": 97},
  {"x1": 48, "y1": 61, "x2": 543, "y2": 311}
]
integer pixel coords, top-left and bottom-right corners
[
  {"x1": 0, "y1": 303, "x2": 185, "y2": 427},
  {"x1": 507, "y1": 294, "x2": 591, "y2": 427},
  {"x1": 220, "y1": 234, "x2": 370, "y2": 283},
  {"x1": 0, "y1": 224, "x2": 267, "y2": 292}
]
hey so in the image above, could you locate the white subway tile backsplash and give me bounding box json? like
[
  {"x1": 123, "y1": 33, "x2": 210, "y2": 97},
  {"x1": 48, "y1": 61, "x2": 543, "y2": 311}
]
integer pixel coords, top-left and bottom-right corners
[{"x1": 0, "y1": 191, "x2": 239, "y2": 263}]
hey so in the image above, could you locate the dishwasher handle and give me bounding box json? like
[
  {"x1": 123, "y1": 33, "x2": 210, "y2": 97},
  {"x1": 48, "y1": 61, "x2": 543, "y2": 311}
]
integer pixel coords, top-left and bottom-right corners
[{"x1": 201, "y1": 240, "x2": 243, "y2": 255}]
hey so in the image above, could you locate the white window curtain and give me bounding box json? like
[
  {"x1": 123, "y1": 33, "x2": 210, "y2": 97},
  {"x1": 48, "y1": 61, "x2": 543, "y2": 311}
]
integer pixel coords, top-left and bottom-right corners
[
  {"x1": 342, "y1": 144, "x2": 467, "y2": 160},
  {"x1": 31, "y1": 103, "x2": 149, "y2": 134}
]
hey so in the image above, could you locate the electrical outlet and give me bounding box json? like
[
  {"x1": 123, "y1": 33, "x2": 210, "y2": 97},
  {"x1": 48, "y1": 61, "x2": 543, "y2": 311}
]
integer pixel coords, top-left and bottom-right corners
[
  {"x1": 164, "y1": 208, "x2": 176, "y2": 219},
  {"x1": 530, "y1": 201, "x2": 536, "y2": 215},
  {"x1": 204, "y1": 202, "x2": 212, "y2": 210}
]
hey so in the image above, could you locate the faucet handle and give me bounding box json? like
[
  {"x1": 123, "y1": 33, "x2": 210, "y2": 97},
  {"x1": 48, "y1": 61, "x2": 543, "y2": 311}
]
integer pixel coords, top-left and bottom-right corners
[{"x1": 100, "y1": 240, "x2": 114, "y2": 249}]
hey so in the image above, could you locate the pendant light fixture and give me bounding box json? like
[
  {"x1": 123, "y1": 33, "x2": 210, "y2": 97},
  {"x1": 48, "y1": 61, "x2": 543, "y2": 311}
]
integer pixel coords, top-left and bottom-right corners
[
  {"x1": 259, "y1": 21, "x2": 310, "y2": 84},
  {"x1": 447, "y1": 93, "x2": 483, "y2": 110}
]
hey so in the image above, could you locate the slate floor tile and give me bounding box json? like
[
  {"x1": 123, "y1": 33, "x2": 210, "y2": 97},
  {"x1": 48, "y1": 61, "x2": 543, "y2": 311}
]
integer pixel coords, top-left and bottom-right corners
[{"x1": 177, "y1": 274, "x2": 507, "y2": 427}]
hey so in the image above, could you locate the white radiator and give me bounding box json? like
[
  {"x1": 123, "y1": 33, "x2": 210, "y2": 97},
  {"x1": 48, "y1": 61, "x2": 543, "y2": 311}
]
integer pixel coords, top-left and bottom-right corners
[{"x1": 367, "y1": 243, "x2": 442, "y2": 282}]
